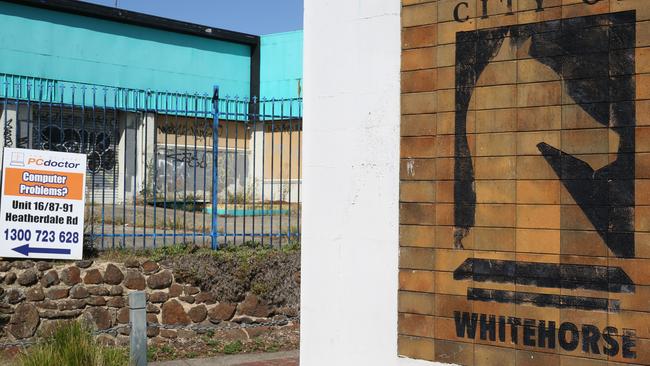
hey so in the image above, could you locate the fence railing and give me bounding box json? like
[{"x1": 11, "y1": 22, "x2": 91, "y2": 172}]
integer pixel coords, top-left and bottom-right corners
[{"x1": 0, "y1": 76, "x2": 302, "y2": 250}]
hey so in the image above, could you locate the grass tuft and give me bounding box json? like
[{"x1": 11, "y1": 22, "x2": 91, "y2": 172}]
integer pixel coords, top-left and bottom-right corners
[
  {"x1": 13, "y1": 321, "x2": 128, "y2": 366},
  {"x1": 222, "y1": 340, "x2": 243, "y2": 355}
]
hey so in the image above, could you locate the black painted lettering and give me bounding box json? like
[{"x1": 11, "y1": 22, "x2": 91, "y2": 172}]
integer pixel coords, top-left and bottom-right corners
[
  {"x1": 623, "y1": 329, "x2": 637, "y2": 359},
  {"x1": 602, "y1": 327, "x2": 620, "y2": 357},
  {"x1": 480, "y1": 314, "x2": 496, "y2": 341},
  {"x1": 498, "y1": 316, "x2": 506, "y2": 342},
  {"x1": 447, "y1": 0, "x2": 599, "y2": 19},
  {"x1": 538, "y1": 320, "x2": 556, "y2": 349},
  {"x1": 508, "y1": 317, "x2": 521, "y2": 344},
  {"x1": 480, "y1": 0, "x2": 489, "y2": 19},
  {"x1": 559, "y1": 322, "x2": 579, "y2": 351},
  {"x1": 451, "y1": 311, "x2": 636, "y2": 359},
  {"x1": 582, "y1": 325, "x2": 601, "y2": 354},
  {"x1": 523, "y1": 319, "x2": 536, "y2": 347},
  {"x1": 454, "y1": 311, "x2": 478, "y2": 338},
  {"x1": 456, "y1": 259, "x2": 634, "y2": 295},
  {"x1": 503, "y1": 0, "x2": 514, "y2": 15},
  {"x1": 453, "y1": 2, "x2": 469, "y2": 23}
]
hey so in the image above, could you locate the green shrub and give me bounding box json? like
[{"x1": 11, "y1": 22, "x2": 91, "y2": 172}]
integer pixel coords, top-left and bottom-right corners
[
  {"x1": 171, "y1": 242, "x2": 300, "y2": 305},
  {"x1": 14, "y1": 321, "x2": 128, "y2": 366},
  {"x1": 147, "y1": 344, "x2": 176, "y2": 362},
  {"x1": 222, "y1": 340, "x2": 243, "y2": 354}
]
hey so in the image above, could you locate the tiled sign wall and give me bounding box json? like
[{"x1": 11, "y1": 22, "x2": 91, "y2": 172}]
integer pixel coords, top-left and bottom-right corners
[{"x1": 398, "y1": 1, "x2": 650, "y2": 365}]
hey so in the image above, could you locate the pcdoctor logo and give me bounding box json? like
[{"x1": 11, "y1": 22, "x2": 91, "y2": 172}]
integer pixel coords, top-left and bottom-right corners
[{"x1": 26, "y1": 157, "x2": 81, "y2": 169}]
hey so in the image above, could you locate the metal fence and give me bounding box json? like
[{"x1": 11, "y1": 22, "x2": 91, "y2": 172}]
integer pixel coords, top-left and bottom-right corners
[{"x1": 0, "y1": 75, "x2": 302, "y2": 250}]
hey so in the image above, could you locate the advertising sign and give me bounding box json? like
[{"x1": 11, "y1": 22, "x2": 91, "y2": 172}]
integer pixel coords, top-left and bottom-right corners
[{"x1": 0, "y1": 148, "x2": 86, "y2": 259}]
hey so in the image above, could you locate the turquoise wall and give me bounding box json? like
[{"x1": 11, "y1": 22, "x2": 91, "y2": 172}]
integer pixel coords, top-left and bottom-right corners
[
  {"x1": 0, "y1": 2, "x2": 251, "y2": 97},
  {"x1": 260, "y1": 31, "x2": 303, "y2": 100}
]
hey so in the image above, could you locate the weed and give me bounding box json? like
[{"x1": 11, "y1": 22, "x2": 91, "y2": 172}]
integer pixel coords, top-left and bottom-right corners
[
  {"x1": 265, "y1": 341, "x2": 281, "y2": 353},
  {"x1": 147, "y1": 344, "x2": 176, "y2": 362},
  {"x1": 225, "y1": 182, "x2": 256, "y2": 204},
  {"x1": 97, "y1": 242, "x2": 207, "y2": 262},
  {"x1": 252, "y1": 338, "x2": 265, "y2": 351},
  {"x1": 222, "y1": 340, "x2": 243, "y2": 355},
  {"x1": 284, "y1": 239, "x2": 301, "y2": 252},
  {"x1": 13, "y1": 321, "x2": 128, "y2": 366},
  {"x1": 199, "y1": 329, "x2": 217, "y2": 345},
  {"x1": 251, "y1": 281, "x2": 269, "y2": 296},
  {"x1": 146, "y1": 347, "x2": 156, "y2": 361}
]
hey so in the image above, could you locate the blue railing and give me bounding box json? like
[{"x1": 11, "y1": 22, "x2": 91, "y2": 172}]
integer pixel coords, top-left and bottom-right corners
[{"x1": 0, "y1": 75, "x2": 302, "y2": 250}]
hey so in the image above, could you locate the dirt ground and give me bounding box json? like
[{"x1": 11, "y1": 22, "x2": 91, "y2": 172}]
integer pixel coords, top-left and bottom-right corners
[
  {"x1": 84, "y1": 203, "x2": 301, "y2": 249},
  {"x1": 146, "y1": 323, "x2": 300, "y2": 362}
]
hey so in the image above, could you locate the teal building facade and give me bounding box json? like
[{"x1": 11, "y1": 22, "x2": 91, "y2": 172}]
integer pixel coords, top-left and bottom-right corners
[{"x1": 0, "y1": 0, "x2": 303, "y2": 100}]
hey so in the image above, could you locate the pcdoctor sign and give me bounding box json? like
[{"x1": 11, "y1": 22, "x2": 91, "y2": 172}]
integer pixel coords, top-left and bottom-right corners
[{"x1": 0, "y1": 148, "x2": 86, "y2": 259}]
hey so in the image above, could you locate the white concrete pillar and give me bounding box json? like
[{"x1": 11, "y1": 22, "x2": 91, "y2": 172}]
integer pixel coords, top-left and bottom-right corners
[
  {"x1": 301, "y1": 0, "x2": 424, "y2": 365},
  {"x1": 251, "y1": 121, "x2": 265, "y2": 202},
  {"x1": 119, "y1": 112, "x2": 140, "y2": 200},
  {"x1": 138, "y1": 112, "x2": 155, "y2": 195}
]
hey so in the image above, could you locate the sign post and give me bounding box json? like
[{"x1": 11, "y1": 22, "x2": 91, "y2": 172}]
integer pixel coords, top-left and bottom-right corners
[{"x1": 0, "y1": 148, "x2": 87, "y2": 260}]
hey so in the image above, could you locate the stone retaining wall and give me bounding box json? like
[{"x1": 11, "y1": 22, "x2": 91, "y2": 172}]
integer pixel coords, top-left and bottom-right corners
[{"x1": 0, "y1": 258, "x2": 299, "y2": 346}]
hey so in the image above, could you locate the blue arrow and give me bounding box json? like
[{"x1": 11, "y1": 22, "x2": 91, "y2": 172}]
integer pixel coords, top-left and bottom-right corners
[{"x1": 12, "y1": 244, "x2": 71, "y2": 256}]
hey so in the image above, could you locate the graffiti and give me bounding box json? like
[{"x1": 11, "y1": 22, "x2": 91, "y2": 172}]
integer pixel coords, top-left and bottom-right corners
[
  {"x1": 36, "y1": 125, "x2": 115, "y2": 173},
  {"x1": 157, "y1": 121, "x2": 217, "y2": 138},
  {"x1": 450, "y1": 10, "x2": 638, "y2": 332},
  {"x1": 3, "y1": 118, "x2": 12, "y2": 148},
  {"x1": 165, "y1": 151, "x2": 207, "y2": 168},
  {"x1": 153, "y1": 148, "x2": 249, "y2": 199},
  {"x1": 154, "y1": 149, "x2": 216, "y2": 197}
]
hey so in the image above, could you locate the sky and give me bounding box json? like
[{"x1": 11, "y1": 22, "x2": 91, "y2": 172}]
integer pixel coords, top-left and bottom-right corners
[{"x1": 83, "y1": 0, "x2": 303, "y2": 35}]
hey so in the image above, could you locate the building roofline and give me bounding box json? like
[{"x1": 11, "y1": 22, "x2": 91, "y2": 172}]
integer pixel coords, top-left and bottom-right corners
[{"x1": 3, "y1": 0, "x2": 260, "y2": 46}]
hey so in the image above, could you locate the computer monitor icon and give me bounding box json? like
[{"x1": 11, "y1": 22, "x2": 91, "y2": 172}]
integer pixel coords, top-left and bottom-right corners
[{"x1": 9, "y1": 152, "x2": 24, "y2": 167}]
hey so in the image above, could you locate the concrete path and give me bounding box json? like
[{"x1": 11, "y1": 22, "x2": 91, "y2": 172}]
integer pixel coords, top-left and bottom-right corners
[{"x1": 150, "y1": 350, "x2": 299, "y2": 366}]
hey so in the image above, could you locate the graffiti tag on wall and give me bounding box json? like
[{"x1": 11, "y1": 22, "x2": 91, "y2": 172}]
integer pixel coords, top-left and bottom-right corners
[{"x1": 37, "y1": 125, "x2": 115, "y2": 173}]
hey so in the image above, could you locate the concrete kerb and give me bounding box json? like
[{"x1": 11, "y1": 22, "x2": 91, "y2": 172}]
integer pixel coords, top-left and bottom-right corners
[{"x1": 149, "y1": 350, "x2": 299, "y2": 366}]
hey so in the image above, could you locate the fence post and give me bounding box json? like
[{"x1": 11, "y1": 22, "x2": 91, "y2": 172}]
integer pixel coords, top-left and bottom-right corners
[
  {"x1": 211, "y1": 85, "x2": 220, "y2": 250},
  {"x1": 129, "y1": 291, "x2": 147, "y2": 366}
]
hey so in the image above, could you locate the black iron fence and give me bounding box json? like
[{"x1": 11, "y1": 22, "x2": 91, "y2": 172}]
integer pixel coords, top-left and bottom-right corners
[{"x1": 0, "y1": 75, "x2": 302, "y2": 249}]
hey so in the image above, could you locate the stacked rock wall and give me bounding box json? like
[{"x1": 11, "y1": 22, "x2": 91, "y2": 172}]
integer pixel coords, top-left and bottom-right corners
[{"x1": 0, "y1": 258, "x2": 298, "y2": 346}]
